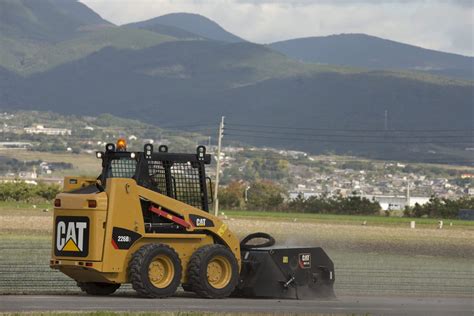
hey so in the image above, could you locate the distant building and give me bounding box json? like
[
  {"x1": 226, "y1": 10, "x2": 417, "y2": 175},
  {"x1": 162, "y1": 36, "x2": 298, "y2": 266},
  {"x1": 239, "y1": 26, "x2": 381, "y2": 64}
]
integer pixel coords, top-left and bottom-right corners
[
  {"x1": 19, "y1": 168, "x2": 37, "y2": 179},
  {"x1": 289, "y1": 190, "x2": 319, "y2": 200},
  {"x1": 365, "y1": 195, "x2": 430, "y2": 210},
  {"x1": 24, "y1": 125, "x2": 71, "y2": 136}
]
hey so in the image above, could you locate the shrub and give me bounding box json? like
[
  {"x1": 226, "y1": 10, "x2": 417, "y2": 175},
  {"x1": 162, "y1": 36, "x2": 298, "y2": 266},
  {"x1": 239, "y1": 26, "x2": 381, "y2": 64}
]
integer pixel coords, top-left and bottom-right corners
[
  {"x1": 246, "y1": 180, "x2": 285, "y2": 211},
  {"x1": 287, "y1": 194, "x2": 381, "y2": 215},
  {"x1": 218, "y1": 181, "x2": 245, "y2": 209},
  {"x1": 0, "y1": 182, "x2": 36, "y2": 201},
  {"x1": 35, "y1": 183, "x2": 61, "y2": 200},
  {"x1": 0, "y1": 181, "x2": 60, "y2": 202}
]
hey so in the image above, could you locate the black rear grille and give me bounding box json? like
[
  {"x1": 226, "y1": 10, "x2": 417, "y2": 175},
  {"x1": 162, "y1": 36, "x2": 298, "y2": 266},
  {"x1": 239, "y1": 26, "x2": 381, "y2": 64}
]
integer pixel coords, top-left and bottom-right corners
[
  {"x1": 107, "y1": 158, "x2": 137, "y2": 178},
  {"x1": 99, "y1": 146, "x2": 211, "y2": 212},
  {"x1": 148, "y1": 160, "x2": 203, "y2": 210}
]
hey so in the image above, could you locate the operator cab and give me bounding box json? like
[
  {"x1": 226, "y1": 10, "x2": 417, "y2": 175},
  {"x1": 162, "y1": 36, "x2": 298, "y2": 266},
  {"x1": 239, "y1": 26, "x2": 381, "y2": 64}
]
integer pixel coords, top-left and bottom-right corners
[
  {"x1": 96, "y1": 139, "x2": 213, "y2": 212},
  {"x1": 94, "y1": 139, "x2": 213, "y2": 233}
]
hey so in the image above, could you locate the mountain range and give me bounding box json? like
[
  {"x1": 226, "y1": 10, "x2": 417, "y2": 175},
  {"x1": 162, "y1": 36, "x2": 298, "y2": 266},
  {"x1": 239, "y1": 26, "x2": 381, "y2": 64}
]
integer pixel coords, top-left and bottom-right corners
[
  {"x1": 126, "y1": 12, "x2": 244, "y2": 43},
  {"x1": 270, "y1": 34, "x2": 473, "y2": 80},
  {"x1": 0, "y1": 0, "x2": 472, "y2": 162}
]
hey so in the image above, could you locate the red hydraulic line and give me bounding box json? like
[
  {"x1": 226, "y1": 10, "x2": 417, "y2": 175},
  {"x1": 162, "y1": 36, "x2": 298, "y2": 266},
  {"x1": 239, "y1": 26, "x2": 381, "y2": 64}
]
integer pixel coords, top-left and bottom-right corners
[{"x1": 149, "y1": 205, "x2": 191, "y2": 228}]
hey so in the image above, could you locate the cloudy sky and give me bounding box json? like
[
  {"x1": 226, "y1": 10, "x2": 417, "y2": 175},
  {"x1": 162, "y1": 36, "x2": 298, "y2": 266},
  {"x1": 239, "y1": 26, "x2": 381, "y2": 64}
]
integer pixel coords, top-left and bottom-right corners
[{"x1": 80, "y1": 0, "x2": 473, "y2": 56}]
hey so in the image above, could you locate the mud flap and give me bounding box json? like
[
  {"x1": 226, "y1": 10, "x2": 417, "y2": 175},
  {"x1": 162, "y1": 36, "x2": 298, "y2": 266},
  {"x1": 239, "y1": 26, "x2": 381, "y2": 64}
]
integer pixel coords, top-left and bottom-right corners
[{"x1": 234, "y1": 247, "x2": 335, "y2": 299}]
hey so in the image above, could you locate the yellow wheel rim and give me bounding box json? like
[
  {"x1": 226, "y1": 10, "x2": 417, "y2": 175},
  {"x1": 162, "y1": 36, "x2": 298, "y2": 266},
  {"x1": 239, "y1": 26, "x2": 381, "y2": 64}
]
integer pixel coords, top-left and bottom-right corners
[
  {"x1": 148, "y1": 254, "x2": 174, "y2": 288},
  {"x1": 207, "y1": 255, "x2": 232, "y2": 289}
]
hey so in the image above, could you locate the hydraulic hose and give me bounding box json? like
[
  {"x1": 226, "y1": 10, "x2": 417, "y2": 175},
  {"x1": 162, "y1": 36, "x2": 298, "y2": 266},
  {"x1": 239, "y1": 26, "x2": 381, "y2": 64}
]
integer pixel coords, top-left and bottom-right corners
[{"x1": 240, "y1": 232, "x2": 276, "y2": 250}]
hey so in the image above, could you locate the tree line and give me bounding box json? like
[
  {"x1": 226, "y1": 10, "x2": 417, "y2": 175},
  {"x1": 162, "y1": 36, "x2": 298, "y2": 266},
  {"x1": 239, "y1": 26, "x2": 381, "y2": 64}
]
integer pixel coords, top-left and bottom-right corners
[
  {"x1": 218, "y1": 181, "x2": 381, "y2": 215},
  {"x1": 404, "y1": 196, "x2": 474, "y2": 219},
  {"x1": 0, "y1": 180, "x2": 472, "y2": 219},
  {"x1": 218, "y1": 180, "x2": 473, "y2": 219}
]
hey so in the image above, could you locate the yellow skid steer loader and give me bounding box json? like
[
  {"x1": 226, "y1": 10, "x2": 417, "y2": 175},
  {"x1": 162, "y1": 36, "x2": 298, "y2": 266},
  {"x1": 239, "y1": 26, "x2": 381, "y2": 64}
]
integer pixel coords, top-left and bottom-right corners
[{"x1": 50, "y1": 140, "x2": 335, "y2": 299}]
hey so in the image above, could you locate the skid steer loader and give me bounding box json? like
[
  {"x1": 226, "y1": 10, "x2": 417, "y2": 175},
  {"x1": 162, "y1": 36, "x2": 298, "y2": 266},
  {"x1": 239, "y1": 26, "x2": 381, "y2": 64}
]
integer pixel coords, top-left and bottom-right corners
[{"x1": 50, "y1": 140, "x2": 335, "y2": 299}]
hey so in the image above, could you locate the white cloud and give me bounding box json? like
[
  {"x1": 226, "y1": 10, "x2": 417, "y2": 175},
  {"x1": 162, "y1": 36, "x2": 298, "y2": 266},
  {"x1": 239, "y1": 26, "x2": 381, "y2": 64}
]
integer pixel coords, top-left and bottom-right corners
[{"x1": 80, "y1": 0, "x2": 473, "y2": 56}]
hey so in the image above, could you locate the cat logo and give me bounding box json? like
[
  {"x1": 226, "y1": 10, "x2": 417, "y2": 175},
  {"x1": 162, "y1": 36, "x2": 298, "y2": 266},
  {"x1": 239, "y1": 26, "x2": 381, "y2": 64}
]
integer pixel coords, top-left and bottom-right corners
[
  {"x1": 55, "y1": 216, "x2": 89, "y2": 257},
  {"x1": 298, "y1": 253, "x2": 311, "y2": 269},
  {"x1": 196, "y1": 218, "x2": 206, "y2": 227},
  {"x1": 189, "y1": 214, "x2": 214, "y2": 228}
]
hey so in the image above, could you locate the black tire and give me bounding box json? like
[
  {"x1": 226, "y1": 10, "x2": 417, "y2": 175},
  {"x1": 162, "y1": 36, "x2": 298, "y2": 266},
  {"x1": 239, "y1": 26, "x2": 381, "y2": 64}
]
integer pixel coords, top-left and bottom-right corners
[
  {"x1": 187, "y1": 244, "x2": 239, "y2": 298},
  {"x1": 181, "y1": 282, "x2": 193, "y2": 292},
  {"x1": 129, "y1": 243, "x2": 182, "y2": 298},
  {"x1": 77, "y1": 282, "x2": 120, "y2": 295}
]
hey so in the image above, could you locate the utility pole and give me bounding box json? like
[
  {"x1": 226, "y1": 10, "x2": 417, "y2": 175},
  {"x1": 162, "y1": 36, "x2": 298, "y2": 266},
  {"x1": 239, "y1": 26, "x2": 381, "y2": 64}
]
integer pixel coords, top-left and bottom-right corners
[
  {"x1": 244, "y1": 186, "x2": 251, "y2": 202},
  {"x1": 406, "y1": 181, "x2": 410, "y2": 208},
  {"x1": 213, "y1": 116, "x2": 225, "y2": 216}
]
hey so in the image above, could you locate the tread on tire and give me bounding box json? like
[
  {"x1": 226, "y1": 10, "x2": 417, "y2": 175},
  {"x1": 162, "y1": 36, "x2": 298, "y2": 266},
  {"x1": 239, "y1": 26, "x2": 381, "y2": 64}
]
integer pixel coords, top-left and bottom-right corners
[
  {"x1": 129, "y1": 243, "x2": 182, "y2": 298},
  {"x1": 187, "y1": 244, "x2": 239, "y2": 299}
]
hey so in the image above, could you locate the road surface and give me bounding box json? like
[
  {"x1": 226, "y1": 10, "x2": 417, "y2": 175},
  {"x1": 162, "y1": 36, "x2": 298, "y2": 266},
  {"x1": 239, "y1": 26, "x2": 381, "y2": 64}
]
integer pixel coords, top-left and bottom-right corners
[{"x1": 0, "y1": 295, "x2": 472, "y2": 315}]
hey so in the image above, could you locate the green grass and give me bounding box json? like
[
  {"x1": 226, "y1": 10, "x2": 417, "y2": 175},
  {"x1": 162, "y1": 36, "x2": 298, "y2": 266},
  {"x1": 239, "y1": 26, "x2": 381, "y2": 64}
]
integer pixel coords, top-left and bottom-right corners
[
  {"x1": 224, "y1": 210, "x2": 474, "y2": 228},
  {"x1": 0, "y1": 200, "x2": 51, "y2": 210}
]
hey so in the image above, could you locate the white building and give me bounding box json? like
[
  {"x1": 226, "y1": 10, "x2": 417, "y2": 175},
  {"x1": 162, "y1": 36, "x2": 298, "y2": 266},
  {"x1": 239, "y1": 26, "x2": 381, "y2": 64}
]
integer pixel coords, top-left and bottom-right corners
[
  {"x1": 289, "y1": 190, "x2": 319, "y2": 200},
  {"x1": 24, "y1": 125, "x2": 71, "y2": 136},
  {"x1": 366, "y1": 195, "x2": 430, "y2": 210}
]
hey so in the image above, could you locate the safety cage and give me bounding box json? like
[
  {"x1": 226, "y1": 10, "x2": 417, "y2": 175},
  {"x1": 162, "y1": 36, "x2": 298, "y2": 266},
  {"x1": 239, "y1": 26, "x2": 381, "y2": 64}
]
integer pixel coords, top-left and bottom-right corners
[{"x1": 97, "y1": 144, "x2": 213, "y2": 212}]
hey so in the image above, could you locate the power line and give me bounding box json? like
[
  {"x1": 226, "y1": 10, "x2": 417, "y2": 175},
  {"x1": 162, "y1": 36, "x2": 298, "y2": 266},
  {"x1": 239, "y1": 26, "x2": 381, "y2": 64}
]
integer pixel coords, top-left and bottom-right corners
[
  {"x1": 224, "y1": 128, "x2": 473, "y2": 139},
  {"x1": 226, "y1": 122, "x2": 474, "y2": 133},
  {"x1": 224, "y1": 133, "x2": 473, "y2": 144},
  {"x1": 235, "y1": 156, "x2": 473, "y2": 164}
]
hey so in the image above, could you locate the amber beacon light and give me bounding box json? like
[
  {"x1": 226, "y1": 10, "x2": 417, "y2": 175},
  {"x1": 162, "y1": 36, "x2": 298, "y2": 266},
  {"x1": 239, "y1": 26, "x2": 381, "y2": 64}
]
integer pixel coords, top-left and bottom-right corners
[{"x1": 116, "y1": 138, "x2": 127, "y2": 151}]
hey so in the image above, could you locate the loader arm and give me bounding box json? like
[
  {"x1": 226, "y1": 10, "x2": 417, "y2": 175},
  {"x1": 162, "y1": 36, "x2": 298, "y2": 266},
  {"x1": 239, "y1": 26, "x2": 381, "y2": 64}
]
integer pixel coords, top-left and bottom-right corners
[{"x1": 136, "y1": 185, "x2": 241, "y2": 267}]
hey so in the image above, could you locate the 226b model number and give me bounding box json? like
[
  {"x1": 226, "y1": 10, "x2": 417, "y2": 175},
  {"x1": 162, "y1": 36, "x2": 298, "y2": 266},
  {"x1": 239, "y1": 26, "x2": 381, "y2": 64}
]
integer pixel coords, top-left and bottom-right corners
[{"x1": 117, "y1": 236, "x2": 131, "y2": 242}]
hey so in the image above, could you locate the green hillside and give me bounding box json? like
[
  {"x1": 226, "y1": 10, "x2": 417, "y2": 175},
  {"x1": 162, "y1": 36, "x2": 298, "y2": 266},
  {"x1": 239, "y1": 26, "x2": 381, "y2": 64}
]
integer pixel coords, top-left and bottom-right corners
[
  {"x1": 1, "y1": 41, "x2": 470, "y2": 162},
  {"x1": 0, "y1": 27, "x2": 174, "y2": 74},
  {"x1": 0, "y1": 0, "x2": 178, "y2": 74},
  {"x1": 0, "y1": 1, "x2": 472, "y2": 162},
  {"x1": 0, "y1": 0, "x2": 111, "y2": 42},
  {"x1": 126, "y1": 13, "x2": 244, "y2": 42}
]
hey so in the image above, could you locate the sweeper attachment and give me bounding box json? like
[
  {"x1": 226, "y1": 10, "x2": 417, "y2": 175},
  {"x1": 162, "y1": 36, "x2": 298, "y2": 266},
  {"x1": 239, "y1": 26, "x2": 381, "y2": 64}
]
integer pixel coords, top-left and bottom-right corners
[
  {"x1": 236, "y1": 233, "x2": 335, "y2": 299},
  {"x1": 50, "y1": 140, "x2": 335, "y2": 299}
]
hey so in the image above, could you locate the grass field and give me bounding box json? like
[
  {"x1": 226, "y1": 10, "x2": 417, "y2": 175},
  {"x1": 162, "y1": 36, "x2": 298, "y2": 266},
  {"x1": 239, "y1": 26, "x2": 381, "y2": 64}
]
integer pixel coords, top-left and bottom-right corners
[
  {"x1": 224, "y1": 210, "x2": 474, "y2": 228},
  {"x1": 3, "y1": 201, "x2": 472, "y2": 228},
  {"x1": 0, "y1": 150, "x2": 100, "y2": 177},
  {"x1": 0, "y1": 201, "x2": 52, "y2": 211},
  {"x1": 0, "y1": 206, "x2": 473, "y2": 297}
]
